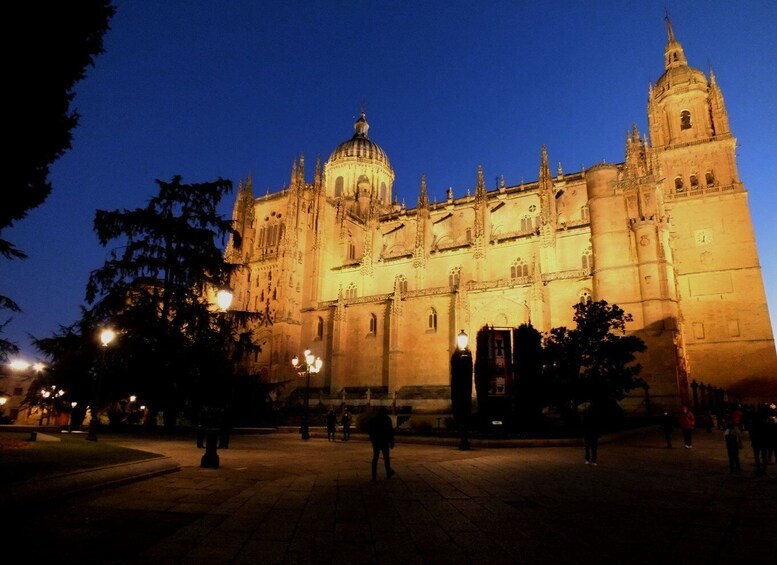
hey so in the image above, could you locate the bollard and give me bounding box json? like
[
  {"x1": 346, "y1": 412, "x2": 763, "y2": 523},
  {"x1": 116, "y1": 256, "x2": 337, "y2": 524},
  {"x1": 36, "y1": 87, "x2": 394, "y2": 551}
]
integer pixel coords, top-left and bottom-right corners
[
  {"x1": 200, "y1": 428, "x2": 220, "y2": 468},
  {"x1": 29, "y1": 431, "x2": 38, "y2": 442}
]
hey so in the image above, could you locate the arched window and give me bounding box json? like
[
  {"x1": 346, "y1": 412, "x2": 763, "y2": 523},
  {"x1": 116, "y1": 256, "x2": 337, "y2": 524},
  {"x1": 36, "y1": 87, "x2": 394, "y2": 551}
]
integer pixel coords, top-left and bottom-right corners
[
  {"x1": 511, "y1": 258, "x2": 529, "y2": 280},
  {"x1": 346, "y1": 283, "x2": 357, "y2": 300},
  {"x1": 680, "y1": 110, "x2": 691, "y2": 130},
  {"x1": 582, "y1": 246, "x2": 593, "y2": 272},
  {"x1": 674, "y1": 177, "x2": 684, "y2": 192},
  {"x1": 465, "y1": 228, "x2": 472, "y2": 242},
  {"x1": 278, "y1": 223, "x2": 286, "y2": 242},
  {"x1": 690, "y1": 175, "x2": 699, "y2": 190},
  {"x1": 427, "y1": 308, "x2": 438, "y2": 331},
  {"x1": 316, "y1": 316, "x2": 324, "y2": 339},
  {"x1": 449, "y1": 267, "x2": 461, "y2": 289},
  {"x1": 380, "y1": 182, "x2": 387, "y2": 202},
  {"x1": 581, "y1": 206, "x2": 589, "y2": 222},
  {"x1": 369, "y1": 313, "x2": 377, "y2": 335},
  {"x1": 521, "y1": 215, "x2": 533, "y2": 232},
  {"x1": 395, "y1": 274, "x2": 407, "y2": 294},
  {"x1": 347, "y1": 239, "x2": 356, "y2": 261},
  {"x1": 705, "y1": 171, "x2": 715, "y2": 187},
  {"x1": 579, "y1": 289, "x2": 593, "y2": 305},
  {"x1": 335, "y1": 176, "x2": 344, "y2": 197}
]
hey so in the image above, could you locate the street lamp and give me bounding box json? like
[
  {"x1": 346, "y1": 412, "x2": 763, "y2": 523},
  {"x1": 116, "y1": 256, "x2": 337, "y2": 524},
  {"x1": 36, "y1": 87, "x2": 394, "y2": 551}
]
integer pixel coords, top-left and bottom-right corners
[
  {"x1": 450, "y1": 329, "x2": 473, "y2": 450},
  {"x1": 216, "y1": 287, "x2": 233, "y2": 312},
  {"x1": 291, "y1": 349, "x2": 323, "y2": 440},
  {"x1": 86, "y1": 327, "x2": 116, "y2": 441}
]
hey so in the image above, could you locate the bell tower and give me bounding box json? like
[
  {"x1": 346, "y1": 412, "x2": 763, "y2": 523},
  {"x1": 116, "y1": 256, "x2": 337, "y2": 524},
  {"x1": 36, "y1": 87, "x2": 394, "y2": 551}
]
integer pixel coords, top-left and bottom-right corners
[{"x1": 648, "y1": 17, "x2": 777, "y2": 400}]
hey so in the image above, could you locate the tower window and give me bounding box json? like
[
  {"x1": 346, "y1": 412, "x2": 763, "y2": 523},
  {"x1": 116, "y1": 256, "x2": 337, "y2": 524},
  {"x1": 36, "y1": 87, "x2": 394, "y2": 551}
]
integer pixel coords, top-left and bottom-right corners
[
  {"x1": 369, "y1": 313, "x2": 377, "y2": 335},
  {"x1": 674, "y1": 177, "x2": 684, "y2": 192},
  {"x1": 511, "y1": 258, "x2": 529, "y2": 280},
  {"x1": 690, "y1": 175, "x2": 699, "y2": 190},
  {"x1": 346, "y1": 283, "x2": 357, "y2": 300},
  {"x1": 680, "y1": 110, "x2": 691, "y2": 130},
  {"x1": 705, "y1": 171, "x2": 715, "y2": 187},
  {"x1": 335, "y1": 176, "x2": 344, "y2": 197},
  {"x1": 520, "y1": 215, "x2": 533, "y2": 232},
  {"x1": 348, "y1": 241, "x2": 356, "y2": 261},
  {"x1": 427, "y1": 308, "x2": 438, "y2": 331},
  {"x1": 316, "y1": 317, "x2": 324, "y2": 339},
  {"x1": 380, "y1": 182, "x2": 387, "y2": 202},
  {"x1": 395, "y1": 274, "x2": 407, "y2": 294},
  {"x1": 582, "y1": 246, "x2": 593, "y2": 272},
  {"x1": 449, "y1": 267, "x2": 461, "y2": 289}
]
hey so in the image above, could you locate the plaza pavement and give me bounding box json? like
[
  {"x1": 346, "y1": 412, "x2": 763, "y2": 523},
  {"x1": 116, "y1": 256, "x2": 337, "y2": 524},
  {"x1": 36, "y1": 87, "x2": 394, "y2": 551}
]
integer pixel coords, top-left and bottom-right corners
[{"x1": 4, "y1": 427, "x2": 776, "y2": 564}]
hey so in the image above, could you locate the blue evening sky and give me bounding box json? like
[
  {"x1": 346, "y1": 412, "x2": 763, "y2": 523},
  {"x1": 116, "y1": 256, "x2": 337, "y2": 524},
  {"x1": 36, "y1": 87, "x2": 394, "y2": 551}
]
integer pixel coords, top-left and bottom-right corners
[{"x1": 3, "y1": 0, "x2": 775, "y2": 361}]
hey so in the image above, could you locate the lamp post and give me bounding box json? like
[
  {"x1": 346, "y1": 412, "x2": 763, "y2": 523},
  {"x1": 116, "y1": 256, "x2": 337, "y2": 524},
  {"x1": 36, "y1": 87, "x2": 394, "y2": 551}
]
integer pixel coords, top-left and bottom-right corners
[
  {"x1": 450, "y1": 329, "x2": 473, "y2": 450},
  {"x1": 292, "y1": 349, "x2": 323, "y2": 440},
  {"x1": 86, "y1": 327, "x2": 116, "y2": 441}
]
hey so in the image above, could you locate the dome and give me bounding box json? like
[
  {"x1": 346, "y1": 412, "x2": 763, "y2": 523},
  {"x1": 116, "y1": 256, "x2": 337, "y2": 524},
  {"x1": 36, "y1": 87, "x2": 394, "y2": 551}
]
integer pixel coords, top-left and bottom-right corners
[{"x1": 328, "y1": 112, "x2": 391, "y2": 169}]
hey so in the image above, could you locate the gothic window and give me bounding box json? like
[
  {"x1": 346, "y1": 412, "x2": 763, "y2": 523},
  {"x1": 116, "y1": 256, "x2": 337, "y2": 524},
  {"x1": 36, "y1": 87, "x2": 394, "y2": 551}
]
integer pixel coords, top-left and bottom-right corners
[
  {"x1": 316, "y1": 317, "x2": 324, "y2": 339},
  {"x1": 582, "y1": 246, "x2": 594, "y2": 272},
  {"x1": 579, "y1": 289, "x2": 593, "y2": 305},
  {"x1": 466, "y1": 228, "x2": 472, "y2": 242},
  {"x1": 427, "y1": 308, "x2": 438, "y2": 331},
  {"x1": 268, "y1": 270, "x2": 272, "y2": 281},
  {"x1": 380, "y1": 182, "x2": 387, "y2": 202},
  {"x1": 278, "y1": 223, "x2": 286, "y2": 242},
  {"x1": 674, "y1": 177, "x2": 684, "y2": 192},
  {"x1": 395, "y1": 274, "x2": 408, "y2": 294},
  {"x1": 680, "y1": 110, "x2": 691, "y2": 130},
  {"x1": 347, "y1": 241, "x2": 356, "y2": 261},
  {"x1": 369, "y1": 314, "x2": 377, "y2": 335},
  {"x1": 690, "y1": 174, "x2": 699, "y2": 190},
  {"x1": 521, "y1": 215, "x2": 533, "y2": 232},
  {"x1": 511, "y1": 258, "x2": 529, "y2": 279},
  {"x1": 449, "y1": 267, "x2": 461, "y2": 289},
  {"x1": 346, "y1": 283, "x2": 357, "y2": 300},
  {"x1": 705, "y1": 171, "x2": 715, "y2": 187},
  {"x1": 335, "y1": 176, "x2": 344, "y2": 197}
]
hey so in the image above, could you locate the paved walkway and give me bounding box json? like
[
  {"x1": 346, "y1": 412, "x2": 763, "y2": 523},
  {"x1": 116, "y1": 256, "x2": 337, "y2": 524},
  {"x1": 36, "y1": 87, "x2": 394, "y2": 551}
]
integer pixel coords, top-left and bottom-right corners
[{"x1": 5, "y1": 428, "x2": 776, "y2": 564}]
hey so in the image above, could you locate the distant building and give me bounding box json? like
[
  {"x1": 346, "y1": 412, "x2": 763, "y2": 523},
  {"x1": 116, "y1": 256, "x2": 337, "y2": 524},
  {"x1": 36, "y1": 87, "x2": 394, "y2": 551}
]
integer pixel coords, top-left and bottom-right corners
[{"x1": 225, "y1": 18, "x2": 777, "y2": 406}]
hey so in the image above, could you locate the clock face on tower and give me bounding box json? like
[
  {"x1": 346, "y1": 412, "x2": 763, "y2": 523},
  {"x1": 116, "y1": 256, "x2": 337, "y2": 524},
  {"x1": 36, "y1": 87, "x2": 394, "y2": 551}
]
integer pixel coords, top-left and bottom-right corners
[{"x1": 694, "y1": 229, "x2": 712, "y2": 246}]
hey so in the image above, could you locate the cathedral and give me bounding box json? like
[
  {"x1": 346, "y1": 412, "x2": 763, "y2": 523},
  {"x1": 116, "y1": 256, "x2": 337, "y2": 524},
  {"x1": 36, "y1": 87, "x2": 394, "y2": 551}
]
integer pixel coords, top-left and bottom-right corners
[{"x1": 225, "y1": 18, "x2": 777, "y2": 407}]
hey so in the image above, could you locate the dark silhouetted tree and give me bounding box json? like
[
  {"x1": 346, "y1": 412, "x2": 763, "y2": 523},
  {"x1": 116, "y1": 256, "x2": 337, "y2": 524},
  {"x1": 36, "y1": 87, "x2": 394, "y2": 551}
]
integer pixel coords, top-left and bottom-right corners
[
  {"x1": 2, "y1": 1, "x2": 115, "y2": 361},
  {"x1": 85, "y1": 176, "x2": 243, "y2": 428},
  {"x1": 544, "y1": 300, "x2": 646, "y2": 427},
  {"x1": 512, "y1": 323, "x2": 545, "y2": 431}
]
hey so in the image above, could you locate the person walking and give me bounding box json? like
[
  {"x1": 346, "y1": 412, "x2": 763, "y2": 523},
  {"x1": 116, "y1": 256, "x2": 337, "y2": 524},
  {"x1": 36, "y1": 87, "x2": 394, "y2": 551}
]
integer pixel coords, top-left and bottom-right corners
[
  {"x1": 660, "y1": 409, "x2": 675, "y2": 448},
  {"x1": 326, "y1": 409, "x2": 337, "y2": 442},
  {"x1": 583, "y1": 402, "x2": 601, "y2": 466},
  {"x1": 341, "y1": 410, "x2": 351, "y2": 441},
  {"x1": 679, "y1": 405, "x2": 695, "y2": 448},
  {"x1": 369, "y1": 406, "x2": 395, "y2": 481},
  {"x1": 748, "y1": 404, "x2": 769, "y2": 474},
  {"x1": 724, "y1": 422, "x2": 743, "y2": 473}
]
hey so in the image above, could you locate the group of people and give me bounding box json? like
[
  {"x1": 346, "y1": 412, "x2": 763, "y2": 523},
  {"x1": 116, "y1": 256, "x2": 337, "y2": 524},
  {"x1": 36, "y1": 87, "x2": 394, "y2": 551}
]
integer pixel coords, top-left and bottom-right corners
[
  {"x1": 660, "y1": 403, "x2": 777, "y2": 474},
  {"x1": 325, "y1": 409, "x2": 351, "y2": 441}
]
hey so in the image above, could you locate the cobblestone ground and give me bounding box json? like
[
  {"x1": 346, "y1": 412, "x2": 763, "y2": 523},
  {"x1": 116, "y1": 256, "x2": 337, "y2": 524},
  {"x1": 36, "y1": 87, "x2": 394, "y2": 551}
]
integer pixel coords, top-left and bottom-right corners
[{"x1": 7, "y1": 429, "x2": 777, "y2": 564}]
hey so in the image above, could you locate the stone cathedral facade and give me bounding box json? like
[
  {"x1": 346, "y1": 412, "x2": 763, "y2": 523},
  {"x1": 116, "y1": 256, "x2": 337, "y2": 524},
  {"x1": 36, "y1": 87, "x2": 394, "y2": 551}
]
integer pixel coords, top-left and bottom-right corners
[{"x1": 225, "y1": 20, "x2": 776, "y2": 406}]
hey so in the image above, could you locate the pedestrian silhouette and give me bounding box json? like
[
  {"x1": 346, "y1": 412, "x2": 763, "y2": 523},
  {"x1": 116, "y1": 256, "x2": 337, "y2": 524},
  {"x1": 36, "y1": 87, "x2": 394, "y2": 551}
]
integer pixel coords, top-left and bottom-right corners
[
  {"x1": 326, "y1": 409, "x2": 337, "y2": 442},
  {"x1": 369, "y1": 406, "x2": 395, "y2": 481},
  {"x1": 679, "y1": 405, "x2": 695, "y2": 448},
  {"x1": 748, "y1": 404, "x2": 769, "y2": 474},
  {"x1": 724, "y1": 422, "x2": 743, "y2": 473},
  {"x1": 341, "y1": 410, "x2": 351, "y2": 441},
  {"x1": 583, "y1": 402, "x2": 601, "y2": 466},
  {"x1": 660, "y1": 409, "x2": 674, "y2": 448}
]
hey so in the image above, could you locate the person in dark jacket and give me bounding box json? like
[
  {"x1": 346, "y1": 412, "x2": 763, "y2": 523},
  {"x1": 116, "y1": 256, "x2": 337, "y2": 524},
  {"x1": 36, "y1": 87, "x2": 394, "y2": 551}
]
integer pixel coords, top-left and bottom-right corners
[
  {"x1": 326, "y1": 410, "x2": 337, "y2": 442},
  {"x1": 369, "y1": 406, "x2": 395, "y2": 481},
  {"x1": 583, "y1": 402, "x2": 602, "y2": 466},
  {"x1": 660, "y1": 409, "x2": 675, "y2": 448}
]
